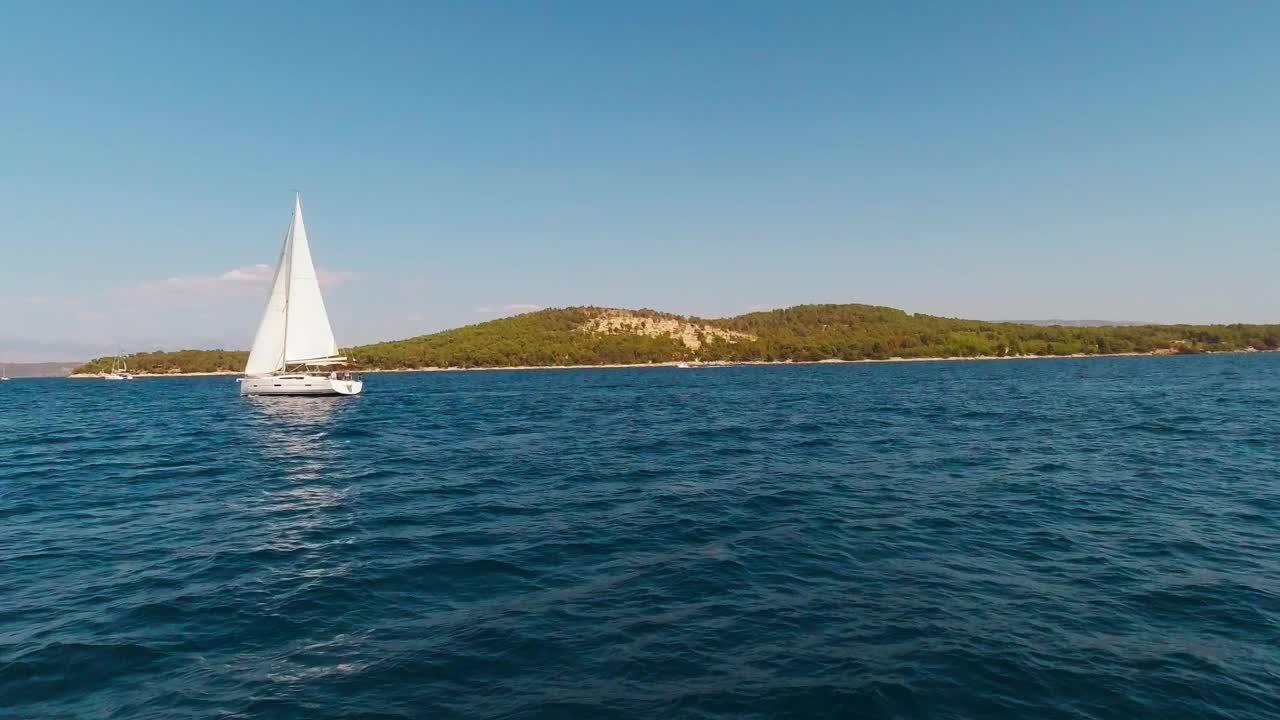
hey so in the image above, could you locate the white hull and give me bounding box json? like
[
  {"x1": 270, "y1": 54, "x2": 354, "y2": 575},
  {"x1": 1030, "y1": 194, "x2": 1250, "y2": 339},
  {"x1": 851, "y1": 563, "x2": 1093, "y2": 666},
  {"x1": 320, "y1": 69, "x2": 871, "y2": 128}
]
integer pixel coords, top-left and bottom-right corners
[
  {"x1": 103, "y1": 373, "x2": 133, "y2": 381},
  {"x1": 240, "y1": 374, "x2": 363, "y2": 396}
]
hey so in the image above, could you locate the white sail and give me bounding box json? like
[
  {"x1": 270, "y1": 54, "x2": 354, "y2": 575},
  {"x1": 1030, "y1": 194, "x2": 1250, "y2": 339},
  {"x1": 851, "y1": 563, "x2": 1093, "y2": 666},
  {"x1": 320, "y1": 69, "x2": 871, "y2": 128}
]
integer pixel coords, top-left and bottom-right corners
[
  {"x1": 244, "y1": 216, "x2": 294, "y2": 376},
  {"x1": 282, "y1": 195, "x2": 339, "y2": 364},
  {"x1": 239, "y1": 194, "x2": 362, "y2": 396}
]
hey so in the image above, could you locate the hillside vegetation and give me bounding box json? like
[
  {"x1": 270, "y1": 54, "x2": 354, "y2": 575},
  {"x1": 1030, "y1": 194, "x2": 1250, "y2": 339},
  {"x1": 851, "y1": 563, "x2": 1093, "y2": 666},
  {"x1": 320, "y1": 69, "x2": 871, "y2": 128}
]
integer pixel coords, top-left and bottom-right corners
[
  {"x1": 73, "y1": 349, "x2": 251, "y2": 375},
  {"x1": 72, "y1": 304, "x2": 1280, "y2": 374}
]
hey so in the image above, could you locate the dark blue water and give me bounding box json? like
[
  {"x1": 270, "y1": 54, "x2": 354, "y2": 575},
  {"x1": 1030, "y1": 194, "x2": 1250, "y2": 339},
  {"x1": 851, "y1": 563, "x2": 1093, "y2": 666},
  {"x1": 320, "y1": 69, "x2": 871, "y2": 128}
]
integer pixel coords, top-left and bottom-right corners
[{"x1": 3, "y1": 356, "x2": 1279, "y2": 719}]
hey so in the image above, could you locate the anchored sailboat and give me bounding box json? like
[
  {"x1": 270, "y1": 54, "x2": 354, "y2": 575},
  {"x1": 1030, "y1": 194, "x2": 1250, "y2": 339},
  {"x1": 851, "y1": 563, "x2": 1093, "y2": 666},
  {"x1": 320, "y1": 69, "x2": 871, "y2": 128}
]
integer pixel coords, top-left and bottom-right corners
[
  {"x1": 240, "y1": 194, "x2": 362, "y2": 396},
  {"x1": 103, "y1": 353, "x2": 134, "y2": 381}
]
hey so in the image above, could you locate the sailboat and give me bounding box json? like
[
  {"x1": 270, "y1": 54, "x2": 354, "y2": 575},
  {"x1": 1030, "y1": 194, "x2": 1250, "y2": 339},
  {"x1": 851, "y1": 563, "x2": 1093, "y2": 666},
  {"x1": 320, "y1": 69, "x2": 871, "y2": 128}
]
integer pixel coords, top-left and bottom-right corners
[
  {"x1": 1, "y1": 366, "x2": 9, "y2": 381},
  {"x1": 240, "y1": 194, "x2": 363, "y2": 396},
  {"x1": 103, "y1": 353, "x2": 134, "y2": 381}
]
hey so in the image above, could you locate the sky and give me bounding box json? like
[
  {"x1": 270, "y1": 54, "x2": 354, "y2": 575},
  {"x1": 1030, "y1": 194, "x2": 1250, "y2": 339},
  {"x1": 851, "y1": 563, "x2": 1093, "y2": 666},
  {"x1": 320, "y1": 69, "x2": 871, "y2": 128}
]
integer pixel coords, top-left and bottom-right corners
[{"x1": 2, "y1": 2, "x2": 1279, "y2": 361}]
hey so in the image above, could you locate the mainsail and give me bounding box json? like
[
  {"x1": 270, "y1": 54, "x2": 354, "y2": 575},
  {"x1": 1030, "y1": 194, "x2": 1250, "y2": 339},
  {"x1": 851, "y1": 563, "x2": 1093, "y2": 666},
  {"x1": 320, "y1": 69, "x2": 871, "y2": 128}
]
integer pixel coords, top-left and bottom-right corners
[
  {"x1": 244, "y1": 195, "x2": 340, "y2": 376},
  {"x1": 281, "y1": 195, "x2": 338, "y2": 364}
]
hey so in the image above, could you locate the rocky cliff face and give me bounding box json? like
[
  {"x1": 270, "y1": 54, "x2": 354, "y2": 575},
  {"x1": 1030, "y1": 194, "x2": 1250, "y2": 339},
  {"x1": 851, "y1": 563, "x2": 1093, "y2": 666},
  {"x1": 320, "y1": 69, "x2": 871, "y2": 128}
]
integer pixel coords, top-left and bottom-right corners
[{"x1": 576, "y1": 309, "x2": 755, "y2": 350}]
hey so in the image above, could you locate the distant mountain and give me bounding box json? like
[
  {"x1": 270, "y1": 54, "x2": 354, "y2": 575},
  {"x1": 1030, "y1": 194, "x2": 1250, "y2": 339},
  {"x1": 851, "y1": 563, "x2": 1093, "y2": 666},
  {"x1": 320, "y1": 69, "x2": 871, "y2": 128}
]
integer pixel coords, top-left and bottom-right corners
[
  {"x1": 3, "y1": 361, "x2": 82, "y2": 378},
  {"x1": 71, "y1": 304, "x2": 1280, "y2": 374}
]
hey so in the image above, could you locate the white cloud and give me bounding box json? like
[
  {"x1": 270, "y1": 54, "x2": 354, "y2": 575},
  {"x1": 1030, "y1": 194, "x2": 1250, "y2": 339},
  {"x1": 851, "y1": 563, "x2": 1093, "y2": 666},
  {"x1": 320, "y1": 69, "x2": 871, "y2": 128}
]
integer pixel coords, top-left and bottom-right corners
[
  {"x1": 476, "y1": 303, "x2": 543, "y2": 314},
  {"x1": 219, "y1": 264, "x2": 274, "y2": 283},
  {"x1": 0, "y1": 295, "x2": 76, "y2": 307},
  {"x1": 317, "y1": 270, "x2": 357, "y2": 288},
  {"x1": 119, "y1": 264, "x2": 358, "y2": 299},
  {"x1": 3, "y1": 266, "x2": 362, "y2": 361}
]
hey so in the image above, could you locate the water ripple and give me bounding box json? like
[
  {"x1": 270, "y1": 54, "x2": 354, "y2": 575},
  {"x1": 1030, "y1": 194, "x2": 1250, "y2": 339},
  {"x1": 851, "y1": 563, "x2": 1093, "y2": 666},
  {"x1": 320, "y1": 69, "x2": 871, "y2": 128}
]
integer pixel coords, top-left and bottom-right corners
[{"x1": 2, "y1": 357, "x2": 1280, "y2": 718}]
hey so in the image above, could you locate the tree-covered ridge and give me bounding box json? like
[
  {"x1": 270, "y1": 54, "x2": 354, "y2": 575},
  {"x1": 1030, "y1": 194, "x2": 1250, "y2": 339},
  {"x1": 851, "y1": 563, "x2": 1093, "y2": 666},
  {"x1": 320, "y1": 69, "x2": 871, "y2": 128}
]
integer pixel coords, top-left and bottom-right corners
[
  {"x1": 355, "y1": 306, "x2": 695, "y2": 368},
  {"x1": 704, "y1": 304, "x2": 1280, "y2": 361},
  {"x1": 73, "y1": 349, "x2": 250, "y2": 375},
  {"x1": 72, "y1": 304, "x2": 1280, "y2": 374}
]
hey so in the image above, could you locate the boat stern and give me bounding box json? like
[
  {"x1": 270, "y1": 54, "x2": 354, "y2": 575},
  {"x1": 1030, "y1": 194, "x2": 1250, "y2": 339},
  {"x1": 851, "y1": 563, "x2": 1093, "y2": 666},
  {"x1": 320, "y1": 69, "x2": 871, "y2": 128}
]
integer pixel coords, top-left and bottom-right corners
[{"x1": 330, "y1": 377, "x2": 363, "y2": 395}]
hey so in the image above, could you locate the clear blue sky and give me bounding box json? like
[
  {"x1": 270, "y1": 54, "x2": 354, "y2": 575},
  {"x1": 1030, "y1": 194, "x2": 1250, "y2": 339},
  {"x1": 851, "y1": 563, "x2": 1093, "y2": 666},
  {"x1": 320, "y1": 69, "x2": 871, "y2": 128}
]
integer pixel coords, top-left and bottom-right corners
[{"x1": 2, "y1": 2, "x2": 1278, "y2": 360}]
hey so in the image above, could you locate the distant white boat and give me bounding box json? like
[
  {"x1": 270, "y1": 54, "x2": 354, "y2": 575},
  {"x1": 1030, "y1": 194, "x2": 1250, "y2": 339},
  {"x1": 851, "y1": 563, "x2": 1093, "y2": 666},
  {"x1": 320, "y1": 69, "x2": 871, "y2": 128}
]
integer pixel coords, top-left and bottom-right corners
[
  {"x1": 1, "y1": 366, "x2": 9, "y2": 381},
  {"x1": 240, "y1": 194, "x2": 362, "y2": 396},
  {"x1": 103, "y1": 354, "x2": 134, "y2": 381},
  {"x1": 676, "y1": 362, "x2": 691, "y2": 369}
]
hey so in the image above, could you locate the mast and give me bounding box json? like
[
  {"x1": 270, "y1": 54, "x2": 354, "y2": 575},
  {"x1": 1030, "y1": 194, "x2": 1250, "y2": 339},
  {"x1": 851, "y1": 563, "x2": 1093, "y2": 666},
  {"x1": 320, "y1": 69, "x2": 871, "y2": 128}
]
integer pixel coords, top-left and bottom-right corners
[{"x1": 281, "y1": 195, "x2": 295, "y2": 371}]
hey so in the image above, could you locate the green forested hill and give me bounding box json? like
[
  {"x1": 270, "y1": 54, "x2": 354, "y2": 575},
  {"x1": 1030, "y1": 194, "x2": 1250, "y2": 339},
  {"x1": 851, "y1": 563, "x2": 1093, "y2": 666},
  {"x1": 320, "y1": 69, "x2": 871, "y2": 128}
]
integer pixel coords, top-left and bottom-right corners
[
  {"x1": 73, "y1": 349, "x2": 252, "y2": 375},
  {"x1": 705, "y1": 305, "x2": 1280, "y2": 360},
  {"x1": 72, "y1": 304, "x2": 1280, "y2": 374}
]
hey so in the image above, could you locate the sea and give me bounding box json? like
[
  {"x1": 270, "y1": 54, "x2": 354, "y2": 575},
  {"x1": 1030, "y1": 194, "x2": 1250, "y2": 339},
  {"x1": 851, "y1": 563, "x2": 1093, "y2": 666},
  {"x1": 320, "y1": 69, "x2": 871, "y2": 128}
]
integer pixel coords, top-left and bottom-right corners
[{"x1": 2, "y1": 355, "x2": 1278, "y2": 719}]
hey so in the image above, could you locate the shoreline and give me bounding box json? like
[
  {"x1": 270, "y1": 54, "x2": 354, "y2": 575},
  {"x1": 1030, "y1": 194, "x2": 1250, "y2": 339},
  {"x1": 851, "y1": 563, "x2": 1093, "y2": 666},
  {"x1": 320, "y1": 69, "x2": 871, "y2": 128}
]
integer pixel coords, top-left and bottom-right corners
[
  {"x1": 65, "y1": 348, "x2": 1265, "y2": 378},
  {"x1": 365, "y1": 349, "x2": 1243, "y2": 372}
]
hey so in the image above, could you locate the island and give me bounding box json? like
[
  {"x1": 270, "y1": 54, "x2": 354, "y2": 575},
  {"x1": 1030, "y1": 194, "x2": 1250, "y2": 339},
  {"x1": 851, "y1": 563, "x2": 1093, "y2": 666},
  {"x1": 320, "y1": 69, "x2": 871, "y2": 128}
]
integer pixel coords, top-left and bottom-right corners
[{"x1": 71, "y1": 304, "x2": 1280, "y2": 375}]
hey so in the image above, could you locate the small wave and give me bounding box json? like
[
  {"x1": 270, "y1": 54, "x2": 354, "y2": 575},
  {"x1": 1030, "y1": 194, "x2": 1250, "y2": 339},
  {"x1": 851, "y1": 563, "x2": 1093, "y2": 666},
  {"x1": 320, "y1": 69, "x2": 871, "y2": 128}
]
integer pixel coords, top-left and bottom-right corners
[{"x1": 4, "y1": 361, "x2": 1280, "y2": 718}]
